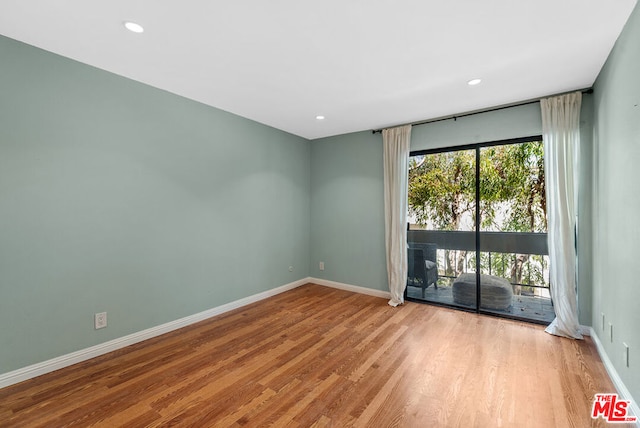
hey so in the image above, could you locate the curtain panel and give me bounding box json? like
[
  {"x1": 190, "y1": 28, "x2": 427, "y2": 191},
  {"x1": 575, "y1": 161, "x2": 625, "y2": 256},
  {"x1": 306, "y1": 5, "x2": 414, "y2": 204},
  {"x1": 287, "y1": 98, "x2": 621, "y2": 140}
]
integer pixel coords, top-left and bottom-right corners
[
  {"x1": 541, "y1": 92, "x2": 583, "y2": 339},
  {"x1": 382, "y1": 125, "x2": 412, "y2": 307}
]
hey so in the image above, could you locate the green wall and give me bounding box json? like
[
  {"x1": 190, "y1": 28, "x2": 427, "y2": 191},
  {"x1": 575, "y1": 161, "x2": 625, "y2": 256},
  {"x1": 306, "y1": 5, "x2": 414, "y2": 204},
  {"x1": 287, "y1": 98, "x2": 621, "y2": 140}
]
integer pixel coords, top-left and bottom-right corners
[
  {"x1": 410, "y1": 102, "x2": 543, "y2": 151},
  {"x1": 309, "y1": 131, "x2": 387, "y2": 291},
  {"x1": 577, "y1": 95, "x2": 595, "y2": 328},
  {"x1": 0, "y1": 35, "x2": 310, "y2": 374},
  {"x1": 592, "y1": 1, "x2": 640, "y2": 403},
  {"x1": 310, "y1": 99, "x2": 595, "y2": 325}
]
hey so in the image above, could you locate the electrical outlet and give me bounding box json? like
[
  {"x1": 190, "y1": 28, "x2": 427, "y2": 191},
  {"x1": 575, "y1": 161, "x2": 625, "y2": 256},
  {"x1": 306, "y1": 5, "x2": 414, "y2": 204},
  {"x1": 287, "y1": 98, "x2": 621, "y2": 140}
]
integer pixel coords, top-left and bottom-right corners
[
  {"x1": 319, "y1": 261, "x2": 325, "y2": 271},
  {"x1": 609, "y1": 323, "x2": 613, "y2": 343},
  {"x1": 623, "y1": 343, "x2": 629, "y2": 368},
  {"x1": 95, "y1": 312, "x2": 107, "y2": 330},
  {"x1": 601, "y1": 312, "x2": 605, "y2": 331}
]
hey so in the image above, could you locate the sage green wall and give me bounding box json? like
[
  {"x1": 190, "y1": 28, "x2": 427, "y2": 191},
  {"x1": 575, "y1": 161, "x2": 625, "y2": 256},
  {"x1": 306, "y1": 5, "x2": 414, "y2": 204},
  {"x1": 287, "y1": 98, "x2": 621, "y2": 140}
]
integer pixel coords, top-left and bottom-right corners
[
  {"x1": 0, "y1": 35, "x2": 310, "y2": 374},
  {"x1": 577, "y1": 94, "x2": 594, "y2": 329},
  {"x1": 592, "y1": 1, "x2": 640, "y2": 403},
  {"x1": 309, "y1": 131, "x2": 387, "y2": 291},
  {"x1": 410, "y1": 102, "x2": 543, "y2": 151},
  {"x1": 310, "y1": 99, "x2": 595, "y2": 325}
]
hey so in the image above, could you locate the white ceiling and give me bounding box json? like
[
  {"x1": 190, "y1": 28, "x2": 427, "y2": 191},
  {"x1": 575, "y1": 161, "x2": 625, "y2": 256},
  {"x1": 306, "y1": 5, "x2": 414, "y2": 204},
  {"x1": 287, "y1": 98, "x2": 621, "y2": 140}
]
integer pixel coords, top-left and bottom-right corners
[{"x1": 0, "y1": 1, "x2": 637, "y2": 140}]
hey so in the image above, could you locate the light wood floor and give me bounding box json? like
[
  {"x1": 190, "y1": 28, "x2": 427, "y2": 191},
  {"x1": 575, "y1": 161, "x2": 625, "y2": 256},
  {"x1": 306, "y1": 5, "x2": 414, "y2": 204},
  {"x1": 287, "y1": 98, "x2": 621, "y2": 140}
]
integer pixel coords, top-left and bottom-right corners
[{"x1": 0, "y1": 284, "x2": 627, "y2": 427}]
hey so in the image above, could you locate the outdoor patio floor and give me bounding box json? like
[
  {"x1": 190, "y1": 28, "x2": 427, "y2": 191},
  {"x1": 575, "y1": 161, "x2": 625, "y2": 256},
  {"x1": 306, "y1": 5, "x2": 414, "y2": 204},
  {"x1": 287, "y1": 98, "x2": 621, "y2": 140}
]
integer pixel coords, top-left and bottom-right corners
[{"x1": 406, "y1": 283, "x2": 555, "y2": 323}]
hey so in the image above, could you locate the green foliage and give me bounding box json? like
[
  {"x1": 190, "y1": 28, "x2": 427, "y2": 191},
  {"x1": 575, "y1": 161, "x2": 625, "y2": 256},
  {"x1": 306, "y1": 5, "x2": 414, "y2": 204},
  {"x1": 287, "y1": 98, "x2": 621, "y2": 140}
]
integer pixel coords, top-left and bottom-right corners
[
  {"x1": 408, "y1": 141, "x2": 546, "y2": 233},
  {"x1": 408, "y1": 150, "x2": 475, "y2": 230}
]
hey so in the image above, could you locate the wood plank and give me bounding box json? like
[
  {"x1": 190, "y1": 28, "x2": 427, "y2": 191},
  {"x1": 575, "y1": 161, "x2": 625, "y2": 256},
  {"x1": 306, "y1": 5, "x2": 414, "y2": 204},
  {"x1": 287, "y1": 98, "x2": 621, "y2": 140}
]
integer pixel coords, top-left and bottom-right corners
[{"x1": 0, "y1": 284, "x2": 629, "y2": 427}]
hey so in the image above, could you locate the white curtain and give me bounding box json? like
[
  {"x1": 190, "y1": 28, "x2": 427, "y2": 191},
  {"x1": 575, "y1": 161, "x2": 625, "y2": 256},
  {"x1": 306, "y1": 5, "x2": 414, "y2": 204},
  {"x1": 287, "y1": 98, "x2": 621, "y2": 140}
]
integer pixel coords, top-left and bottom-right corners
[
  {"x1": 383, "y1": 125, "x2": 412, "y2": 307},
  {"x1": 541, "y1": 92, "x2": 583, "y2": 339}
]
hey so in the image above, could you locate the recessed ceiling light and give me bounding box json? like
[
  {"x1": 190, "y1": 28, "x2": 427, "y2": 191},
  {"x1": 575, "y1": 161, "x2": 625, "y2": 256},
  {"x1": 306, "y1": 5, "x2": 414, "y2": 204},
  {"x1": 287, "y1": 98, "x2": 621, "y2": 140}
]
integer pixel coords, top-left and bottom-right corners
[
  {"x1": 316, "y1": 115, "x2": 325, "y2": 120},
  {"x1": 467, "y1": 78, "x2": 482, "y2": 86},
  {"x1": 124, "y1": 21, "x2": 144, "y2": 33}
]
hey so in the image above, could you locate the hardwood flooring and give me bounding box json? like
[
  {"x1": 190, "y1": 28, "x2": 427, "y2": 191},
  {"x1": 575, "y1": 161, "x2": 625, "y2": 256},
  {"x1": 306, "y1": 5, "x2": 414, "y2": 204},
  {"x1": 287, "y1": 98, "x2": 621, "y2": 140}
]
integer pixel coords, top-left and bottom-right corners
[{"x1": 0, "y1": 284, "x2": 628, "y2": 427}]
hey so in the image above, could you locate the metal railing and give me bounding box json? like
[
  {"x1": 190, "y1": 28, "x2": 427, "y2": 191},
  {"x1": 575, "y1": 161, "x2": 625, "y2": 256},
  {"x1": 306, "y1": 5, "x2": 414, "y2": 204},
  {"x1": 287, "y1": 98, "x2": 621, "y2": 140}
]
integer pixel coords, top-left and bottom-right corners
[{"x1": 408, "y1": 230, "x2": 550, "y2": 297}]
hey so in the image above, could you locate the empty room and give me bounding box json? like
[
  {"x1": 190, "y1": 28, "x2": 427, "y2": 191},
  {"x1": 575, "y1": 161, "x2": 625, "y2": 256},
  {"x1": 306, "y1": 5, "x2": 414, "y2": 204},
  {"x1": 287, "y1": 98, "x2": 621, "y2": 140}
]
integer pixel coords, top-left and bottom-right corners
[{"x1": 1, "y1": 1, "x2": 639, "y2": 426}]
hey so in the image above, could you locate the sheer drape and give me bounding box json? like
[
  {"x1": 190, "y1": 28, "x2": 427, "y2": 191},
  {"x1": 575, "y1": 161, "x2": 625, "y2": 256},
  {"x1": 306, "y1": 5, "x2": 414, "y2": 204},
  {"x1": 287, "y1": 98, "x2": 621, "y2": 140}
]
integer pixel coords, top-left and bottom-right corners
[
  {"x1": 383, "y1": 125, "x2": 412, "y2": 307},
  {"x1": 541, "y1": 92, "x2": 583, "y2": 339}
]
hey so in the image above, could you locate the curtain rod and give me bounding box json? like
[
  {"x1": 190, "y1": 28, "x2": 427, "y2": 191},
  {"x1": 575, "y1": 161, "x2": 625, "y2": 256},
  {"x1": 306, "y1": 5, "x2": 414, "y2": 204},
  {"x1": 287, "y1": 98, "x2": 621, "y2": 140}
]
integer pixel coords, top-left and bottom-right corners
[{"x1": 371, "y1": 88, "x2": 593, "y2": 134}]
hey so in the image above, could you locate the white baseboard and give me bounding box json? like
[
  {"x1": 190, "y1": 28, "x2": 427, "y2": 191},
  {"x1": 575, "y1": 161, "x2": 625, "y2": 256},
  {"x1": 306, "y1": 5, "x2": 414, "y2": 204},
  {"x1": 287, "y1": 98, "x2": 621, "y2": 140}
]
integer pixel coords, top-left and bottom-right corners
[
  {"x1": 589, "y1": 326, "x2": 640, "y2": 426},
  {"x1": 0, "y1": 278, "x2": 309, "y2": 389},
  {"x1": 580, "y1": 324, "x2": 592, "y2": 336},
  {"x1": 309, "y1": 277, "x2": 391, "y2": 300}
]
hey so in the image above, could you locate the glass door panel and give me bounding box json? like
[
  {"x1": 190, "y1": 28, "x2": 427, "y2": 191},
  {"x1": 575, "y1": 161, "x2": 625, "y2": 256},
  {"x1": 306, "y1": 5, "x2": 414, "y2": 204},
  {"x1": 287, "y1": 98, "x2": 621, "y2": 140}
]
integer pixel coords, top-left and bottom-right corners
[
  {"x1": 406, "y1": 148, "x2": 477, "y2": 310},
  {"x1": 478, "y1": 142, "x2": 554, "y2": 322}
]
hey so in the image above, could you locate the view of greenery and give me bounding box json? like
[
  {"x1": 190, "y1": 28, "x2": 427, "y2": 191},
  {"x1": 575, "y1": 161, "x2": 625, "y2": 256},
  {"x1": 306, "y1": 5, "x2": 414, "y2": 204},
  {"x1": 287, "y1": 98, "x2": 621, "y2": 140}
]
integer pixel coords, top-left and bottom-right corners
[
  {"x1": 408, "y1": 141, "x2": 549, "y2": 294},
  {"x1": 408, "y1": 141, "x2": 546, "y2": 233}
]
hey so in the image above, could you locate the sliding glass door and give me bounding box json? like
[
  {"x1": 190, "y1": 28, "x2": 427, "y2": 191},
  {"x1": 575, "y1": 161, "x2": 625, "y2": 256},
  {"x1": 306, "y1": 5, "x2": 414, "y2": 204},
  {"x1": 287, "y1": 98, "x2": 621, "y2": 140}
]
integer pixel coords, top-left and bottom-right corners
[
  {"x1": 406, "y1": 148, "x2": 477, "y2": 310},
  {"x1": 406, "y1": 137, "x2": 554, "y2": 323}
]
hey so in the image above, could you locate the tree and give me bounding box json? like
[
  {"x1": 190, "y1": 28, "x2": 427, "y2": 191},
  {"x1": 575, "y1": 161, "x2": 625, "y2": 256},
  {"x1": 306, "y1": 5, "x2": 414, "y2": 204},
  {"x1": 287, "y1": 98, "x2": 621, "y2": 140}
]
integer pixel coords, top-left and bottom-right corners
[{"x1": 409, "y1": 150, "x2": 476, "y2": 231}]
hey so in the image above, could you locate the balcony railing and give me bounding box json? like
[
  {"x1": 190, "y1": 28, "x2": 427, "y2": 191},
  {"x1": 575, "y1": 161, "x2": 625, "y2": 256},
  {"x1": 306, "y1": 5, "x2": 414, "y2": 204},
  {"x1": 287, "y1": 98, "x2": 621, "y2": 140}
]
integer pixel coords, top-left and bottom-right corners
[{"x1": 408, "y1": 229, "x2": 550, "y2": 298}]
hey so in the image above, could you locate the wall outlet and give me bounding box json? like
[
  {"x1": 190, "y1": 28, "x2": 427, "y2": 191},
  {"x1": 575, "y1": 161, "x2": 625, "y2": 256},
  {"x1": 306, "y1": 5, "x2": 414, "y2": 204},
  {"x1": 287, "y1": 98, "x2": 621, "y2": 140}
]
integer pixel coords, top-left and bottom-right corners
[
  {"x1": 319, "y1": 261, "x2": 325, "y2": 271},
  {"x1": 623, "y1": 343, "x2": 629, "y2": 368},
  {"x1": 95, "y1": 312, "x2": 107, "y2": 330},
  {"x1": 288, "y1": 266, "x2": 294, "y2": 272},
  {"x1": 601, "y1": 312, "x2": 605, "y2": 331},
  {"x1": 609, "y1": 322, "x2": 613, "y2": 343}
]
